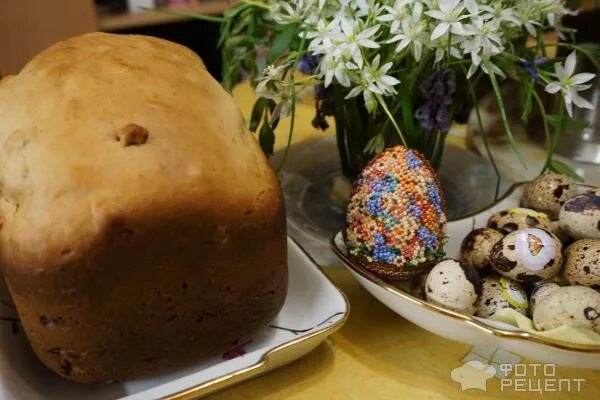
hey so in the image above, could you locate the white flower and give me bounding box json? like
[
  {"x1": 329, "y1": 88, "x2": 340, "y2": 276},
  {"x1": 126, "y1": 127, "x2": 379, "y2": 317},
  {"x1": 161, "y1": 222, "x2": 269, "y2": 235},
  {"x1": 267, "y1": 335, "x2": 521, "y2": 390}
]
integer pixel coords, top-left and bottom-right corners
[
  {"x1": 545, "y1": 51, "x2": 595, "y2": 116},
  {"x1": 480, "y1": 4, "x2": 521, "y2": 26},
  {"x1": 465, "y1": 56, "x2": 505, "y2": 79},
  {"x1": 355, "y1": 0, "x2": 384, "y2": 19},
  {"x1": 254, "y1": 63, "x2": 296, "y2": 121},
  {"x1": 330, "y1": 19, "x2": 381, "y2": 68},
  {"x1": 426, "y1": 0, "x2": 471, "y2": 40},
  {"x1": 516, "y1": 1, "x2": 544, "y2": 36},
  {"x1": 377, "y1": 0, "x2": 412, "y2": 33},
  {"x1": 320, "y1": 51, "x2": 352, "y2": 87},
  {"x1": 430, "y1": 34, "x2": 464, "y2": 63},
  {"x1": 255, "y1": 64, "x2": 288, "y2": 99},
  {"x1": 387, "y1": 3, "x2": 428, "y2": 61},
  {"x1": 462, "y1": 17, "x2": 504, "y2": 62},
  {"x1": 304, "y1": 19, "x2": 340, "y2": 52},
  {"x1": 269, "y1": 0, "x2": 305, "y2": 24},
  {"x1": 538, "y1": 0, "x2": 576, "y2": 27},
  {"x1": 345, "y1": 55, "x2": 400, "y2": 112}
]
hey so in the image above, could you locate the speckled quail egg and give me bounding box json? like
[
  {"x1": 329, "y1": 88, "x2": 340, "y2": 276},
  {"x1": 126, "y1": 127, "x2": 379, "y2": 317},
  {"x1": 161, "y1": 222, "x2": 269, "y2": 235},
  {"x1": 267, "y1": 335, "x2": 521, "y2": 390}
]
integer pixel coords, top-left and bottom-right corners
[
  {"x1": 562, "y1": 239, "x2": 600, "y2": 289},
  {"x1": 460, "y1": 228, "x2": 504, "y2": 271},
  {"x1": 533, "y1": 286, "x2": 600, "y2": 333},
  {"x1": 425, "y1": 259, "x2": 482, "y2": 315},
  {"x1": 521, "y1": 172, "x2": 577, "y2": 219},
  {"x1": 476, "y1": 275, "x2": 528, "y2": 318},
  {"x1": 529, "y1": 282, "x2": 561, "y2": 315},
  {"x1": 559, "y1": 194, "x2": 600, "y2": 240},
  {"x1": 487, "y1": 208, "x2": 555, "y2": 235},
  {"x1": 490, "y1": 227, "x2": 563, "y2": 282}
]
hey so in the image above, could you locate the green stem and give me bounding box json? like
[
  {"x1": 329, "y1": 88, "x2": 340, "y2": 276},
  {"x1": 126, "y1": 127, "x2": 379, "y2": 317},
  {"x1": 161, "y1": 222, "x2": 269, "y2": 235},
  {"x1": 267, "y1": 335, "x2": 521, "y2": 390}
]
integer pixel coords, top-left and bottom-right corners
[
  {"x1": 544, "y1": 97, "x2": 565, "y2": 171},
  {"x1": 275, "y1": 36, "x2": 306, "y2": 172},
  {"x1": 430, "y1": 130, "x2": 448, "y2": 171},
  {"x1": 375, "y1": 93, "x2": 407, "y2": 146},
  {"x1": 486, "y1": 62, "x2": 526, "y2": 167},
  {"x1": 466, "y1": 67, "x2": 501, "y2": 199},
  {"x1": 399, "y1": 83, "x2": 415, "y2": 144},
  {"x1": 532, "y1": 90, "x2": 552, "y2": 174},
  {"x1": 333, "y1": 86, "x2": 350, "y2": 177}
]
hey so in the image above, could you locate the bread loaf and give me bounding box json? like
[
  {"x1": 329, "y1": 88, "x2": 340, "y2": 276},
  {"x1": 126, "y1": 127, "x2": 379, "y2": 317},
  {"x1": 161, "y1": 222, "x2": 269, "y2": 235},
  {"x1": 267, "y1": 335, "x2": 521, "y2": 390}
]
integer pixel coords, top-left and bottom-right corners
[{"x1": 0, "y1": 33, "x2": 287, "y2": 382}]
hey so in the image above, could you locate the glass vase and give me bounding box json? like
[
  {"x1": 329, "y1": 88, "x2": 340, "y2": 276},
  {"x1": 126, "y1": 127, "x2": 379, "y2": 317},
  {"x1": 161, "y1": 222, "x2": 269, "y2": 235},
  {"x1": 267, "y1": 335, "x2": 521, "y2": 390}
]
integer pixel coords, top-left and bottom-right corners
[{"x1": 332, "y1": 92, "x2": 448, "y2": 180}]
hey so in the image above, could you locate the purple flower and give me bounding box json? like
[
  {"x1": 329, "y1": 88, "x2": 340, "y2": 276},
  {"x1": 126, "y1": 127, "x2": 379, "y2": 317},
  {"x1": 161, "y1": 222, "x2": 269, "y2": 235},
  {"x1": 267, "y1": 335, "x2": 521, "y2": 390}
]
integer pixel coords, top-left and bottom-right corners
[
  {"x1": 312, "y1": 84, "x2": 334, "y2": 130},
  {"x1": 297, "y1": 53, "x2": 321, "y2": 75},
  {"x1": 415, "y1": 68, "x2": 455, "y2": 133},
  {"x1": 517, "y1": 58, "x2": 548, "y2": 82}
]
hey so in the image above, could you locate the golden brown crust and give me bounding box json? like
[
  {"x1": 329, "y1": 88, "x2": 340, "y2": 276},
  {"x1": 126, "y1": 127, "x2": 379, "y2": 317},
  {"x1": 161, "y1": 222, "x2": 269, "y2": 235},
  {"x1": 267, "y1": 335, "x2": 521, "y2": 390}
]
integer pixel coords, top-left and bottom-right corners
[{"x1": 0, "y1": 33, "x2": 287, "y2": 382}]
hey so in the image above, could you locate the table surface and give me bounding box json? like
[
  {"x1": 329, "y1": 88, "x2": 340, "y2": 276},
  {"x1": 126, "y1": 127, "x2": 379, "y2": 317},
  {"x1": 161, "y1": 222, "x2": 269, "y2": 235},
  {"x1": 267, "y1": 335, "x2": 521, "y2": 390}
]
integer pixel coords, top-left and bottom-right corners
[{"x1": 219, "y1": 83, "x2": 600, "y2": 399}]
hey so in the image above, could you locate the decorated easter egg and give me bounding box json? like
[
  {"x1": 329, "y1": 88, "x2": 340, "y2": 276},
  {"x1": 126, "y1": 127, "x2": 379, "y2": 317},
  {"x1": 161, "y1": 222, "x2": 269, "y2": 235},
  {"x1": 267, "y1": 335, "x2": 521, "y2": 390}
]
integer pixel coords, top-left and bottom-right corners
[{"x1": 344, "y1": 146, "x2": 447, "y2": 280}]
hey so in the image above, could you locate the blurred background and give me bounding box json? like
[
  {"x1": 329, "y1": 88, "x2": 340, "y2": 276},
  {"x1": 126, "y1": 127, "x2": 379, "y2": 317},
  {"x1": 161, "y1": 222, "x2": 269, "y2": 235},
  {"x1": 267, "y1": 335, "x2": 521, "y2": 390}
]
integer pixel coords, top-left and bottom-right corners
[{"x1": 0, "y1": 0, "x2": 236, "y2": 79}]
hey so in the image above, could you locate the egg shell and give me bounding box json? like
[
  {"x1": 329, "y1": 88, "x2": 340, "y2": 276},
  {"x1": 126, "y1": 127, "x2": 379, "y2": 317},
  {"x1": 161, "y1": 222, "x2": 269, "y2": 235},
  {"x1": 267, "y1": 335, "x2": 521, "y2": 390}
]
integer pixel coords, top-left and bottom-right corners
[
  {"x1": 476, "y1": 275, "x2": 528, "y2": 318},
  {"x1": 345, "y1": 146, "x2": 447, "y2": 281},
  {"x1": 563, "y1": 239, "x2": 600, "y2": 289},
  {"x1": 529, "y1": 282, "x2": 561, "y2": 316},
  {"x1": 521, "y1": 173, "x2": 577, "y2": 219},
  {"x1": 533, "y1": 286, "x2": 600, "y2": 333},
  {"x1": 490, "y1": 228, "x2": 563, "y2": 282},
  {"x1": 487, "y1": 208, "x2": 555, "y2": 235},
  {"x1": 425, "y1": 259, "x2": 482, "y2": 315},
  {"x1": 460, "y1": 228, "x2": 504, "y2": 271},
  {"x1": 559, "y1": 194, "x2": 600, "y2": 240}
]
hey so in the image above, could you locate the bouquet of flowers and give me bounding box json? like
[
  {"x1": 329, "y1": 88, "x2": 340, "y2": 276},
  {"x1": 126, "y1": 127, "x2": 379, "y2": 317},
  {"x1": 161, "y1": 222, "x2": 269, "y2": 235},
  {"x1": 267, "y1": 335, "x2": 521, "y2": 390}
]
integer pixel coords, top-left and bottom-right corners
[{"x1": 208, "y1": 0, "x2": 597, "y2": 182}]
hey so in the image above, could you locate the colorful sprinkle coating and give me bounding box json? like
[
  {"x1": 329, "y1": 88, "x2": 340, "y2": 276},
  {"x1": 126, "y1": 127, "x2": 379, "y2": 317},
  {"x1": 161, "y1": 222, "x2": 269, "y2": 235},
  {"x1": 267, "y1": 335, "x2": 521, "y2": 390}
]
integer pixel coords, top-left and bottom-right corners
[{"x1": 345, "y1": 146, "x2": 447, "y2": 270}]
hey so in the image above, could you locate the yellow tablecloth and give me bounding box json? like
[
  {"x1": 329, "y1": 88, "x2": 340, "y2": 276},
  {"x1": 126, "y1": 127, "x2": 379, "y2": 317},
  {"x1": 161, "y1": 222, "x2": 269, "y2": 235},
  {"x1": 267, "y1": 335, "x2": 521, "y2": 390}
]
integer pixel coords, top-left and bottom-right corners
[{"x1": 211, "y1": 83, "x2": 600, "y2": 399}]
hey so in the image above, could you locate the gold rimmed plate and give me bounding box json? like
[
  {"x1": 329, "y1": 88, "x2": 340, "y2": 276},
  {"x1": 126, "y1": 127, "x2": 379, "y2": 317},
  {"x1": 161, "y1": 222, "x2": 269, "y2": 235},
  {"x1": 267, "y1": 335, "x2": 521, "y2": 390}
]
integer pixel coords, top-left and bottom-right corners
[
  {"x1": 0, "y1": 237, "x2": 349, "y2": 399},
  {"x1": 331, "y1": 182, "x2": 600, "y2": 369}
]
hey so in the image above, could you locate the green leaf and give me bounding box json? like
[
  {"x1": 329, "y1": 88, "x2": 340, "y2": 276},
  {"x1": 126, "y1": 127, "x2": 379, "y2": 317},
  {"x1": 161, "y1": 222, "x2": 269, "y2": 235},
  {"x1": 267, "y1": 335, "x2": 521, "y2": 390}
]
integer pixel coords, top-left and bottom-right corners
[
  {"x1": 223, "y1": 2, "x2": 250, "y2": 19},
  {"x1": 549, "y1": 159, "x2": 584, "y2": 182},
  {"x1": 258, "y1": 117, "x2": 275, "y2": 156},
  {"x1": 520, "y1": 79, "x2": 534, "y2": 123},
  {"x1": 249, "y1": 98, "x2": 268, "y2": 132},
  {"x1": 267, "y1": 24, "x2": 297, "y2": 64},
  {"x1": 545, "y1": 114, "x2": 588, "y2": 132},
  {"x1": 364, "y1": 133, "x2": 385, "y2": 154},
  {"x1": 578, "y1": 42, "x2": 600, "y2": 60}
]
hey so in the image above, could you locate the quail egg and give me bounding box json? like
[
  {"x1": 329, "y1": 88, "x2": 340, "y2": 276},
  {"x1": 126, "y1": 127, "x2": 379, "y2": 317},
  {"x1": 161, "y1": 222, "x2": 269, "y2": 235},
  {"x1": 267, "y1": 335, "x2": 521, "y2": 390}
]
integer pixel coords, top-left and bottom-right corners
[
  {"x1": 562, "y1": 239, "x2": 600, "y2": 289},
  {"x1": 460, "y1": 228, "x2": 504, "y2": 271},
  {"x1": 490, "y1": 227, "x2": 563, "y2": 282},
  {"x1": 487, "y1": 208, "x2": 555, "y2": 235},
  {"x1": 529, "y1": 282, "x2": 561, "y2": 314},
  {"x1": 559, "y1": 194, "x2": 600, "y2": 240},
  {"x1": 521, "y1": 172, "x2": 577, "y2": 219},
  {"x1": 533, "y1": 286, "x2": 600, "y2": 333},
  {"x1": 476, "y1": 275, "x2": 528, "y2": 318},
  {"x1": 425, "y1": 259, "x2": 482, "y2": 315}
]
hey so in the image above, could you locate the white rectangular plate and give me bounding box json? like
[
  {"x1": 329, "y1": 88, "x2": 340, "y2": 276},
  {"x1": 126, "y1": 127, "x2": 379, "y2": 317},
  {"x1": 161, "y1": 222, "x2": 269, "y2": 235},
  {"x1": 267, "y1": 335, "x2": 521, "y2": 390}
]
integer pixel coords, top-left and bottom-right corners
[{"x1": 0, "y1": 237, "x2": 348, "y2": 399}]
